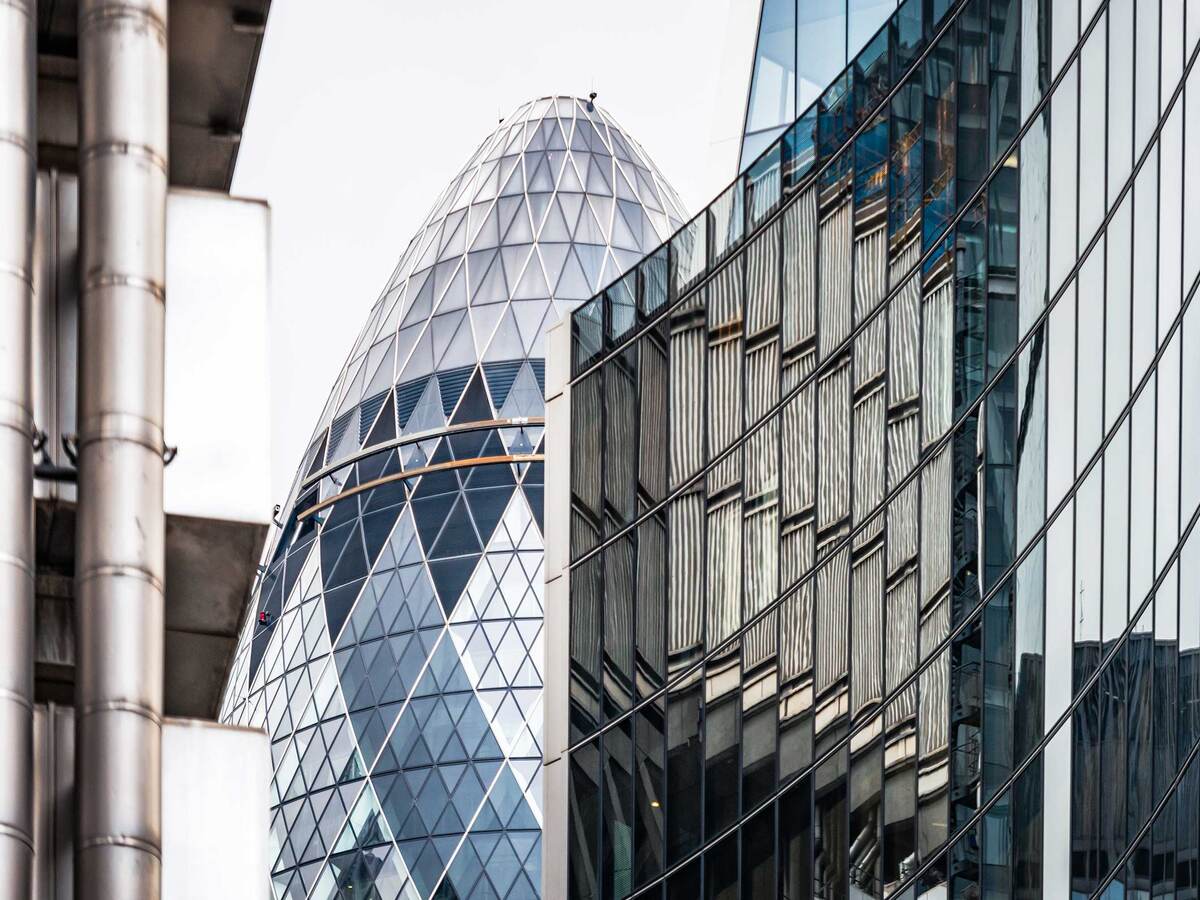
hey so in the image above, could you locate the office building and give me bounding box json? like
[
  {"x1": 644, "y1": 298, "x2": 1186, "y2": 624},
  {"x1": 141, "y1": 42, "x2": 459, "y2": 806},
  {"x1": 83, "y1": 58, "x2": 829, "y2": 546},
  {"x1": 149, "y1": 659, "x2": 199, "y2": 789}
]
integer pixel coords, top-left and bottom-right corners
[
  {"x1": 218, "y1": 96, "x2": 685, "y2": 900},
  {"x1": 544, "y1": 0, "x2": 1200, "y2": 896}
]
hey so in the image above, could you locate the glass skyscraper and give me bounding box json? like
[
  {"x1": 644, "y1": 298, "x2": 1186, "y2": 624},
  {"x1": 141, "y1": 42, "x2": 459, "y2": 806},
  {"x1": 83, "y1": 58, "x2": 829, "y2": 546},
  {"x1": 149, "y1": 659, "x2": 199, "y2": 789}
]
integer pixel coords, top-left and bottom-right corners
[
  {"x1": 740, "y1": 0, "x2": 900, "y2": 169},
  {"x1": 219, "y1": 96, "x2": 685, "y2": 900},
  {"x1": 546, "y1": 0, "x2": 1200, "y2": 897}
]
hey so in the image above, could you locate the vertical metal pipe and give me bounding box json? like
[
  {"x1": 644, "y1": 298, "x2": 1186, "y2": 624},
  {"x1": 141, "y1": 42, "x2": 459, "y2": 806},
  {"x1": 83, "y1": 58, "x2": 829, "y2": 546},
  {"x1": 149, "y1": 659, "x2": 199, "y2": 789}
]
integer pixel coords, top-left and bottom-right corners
[
  {"x1": 0, "y1": 0, "x2": 37, "y2": 896},
  {"x1": 75, "y1": 1, "x2": 168, "y2": 897}
]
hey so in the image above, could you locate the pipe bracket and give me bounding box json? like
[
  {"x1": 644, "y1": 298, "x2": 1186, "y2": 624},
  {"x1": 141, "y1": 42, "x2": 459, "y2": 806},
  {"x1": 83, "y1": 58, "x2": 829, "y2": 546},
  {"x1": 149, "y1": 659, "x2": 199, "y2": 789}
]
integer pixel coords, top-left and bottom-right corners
[
  {"x1": 0, "y1": 822, "x2": 34, "y2": 851},
  {"x1": 77, "y1": 834, "x2": 161, "y2": 859},
  {"x1": 76, "y1": 699, "x2": 162, "y2": 726},
  {"x1": 0, "y1": 688, "x2": 33, "y2": 712}
]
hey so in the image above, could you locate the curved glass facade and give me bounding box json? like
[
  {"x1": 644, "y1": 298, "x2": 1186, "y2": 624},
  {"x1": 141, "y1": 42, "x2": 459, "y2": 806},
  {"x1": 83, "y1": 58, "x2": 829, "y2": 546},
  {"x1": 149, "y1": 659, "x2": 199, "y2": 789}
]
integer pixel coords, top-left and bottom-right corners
[
  {"x1": 218, "y1": 96, "x2": 685, "y2": 900},
  {"x1": 740, "y1": 0, "x2": 900, "y2": 170},
  {"x1": 559, "y1": 0, "x2": 1200, "y2": 896}
]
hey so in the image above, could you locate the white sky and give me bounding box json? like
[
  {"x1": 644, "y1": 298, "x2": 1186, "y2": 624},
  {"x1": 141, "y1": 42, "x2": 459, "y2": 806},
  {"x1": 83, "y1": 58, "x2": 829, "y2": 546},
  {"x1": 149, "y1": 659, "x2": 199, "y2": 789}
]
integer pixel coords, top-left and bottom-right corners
[{"x1": 232, "y1": 0, "x2": 760, "y2": 502}]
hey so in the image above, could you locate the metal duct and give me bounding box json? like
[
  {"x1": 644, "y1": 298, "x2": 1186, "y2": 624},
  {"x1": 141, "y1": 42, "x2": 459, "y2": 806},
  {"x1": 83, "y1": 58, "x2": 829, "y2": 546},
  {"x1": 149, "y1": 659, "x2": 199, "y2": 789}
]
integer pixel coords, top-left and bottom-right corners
[
  {"x1": 0, "y1": 0, "x2": 37, "y2": 896},
  {"x1": 76, "y1": 0, "x2": 169, "y2": 897}
]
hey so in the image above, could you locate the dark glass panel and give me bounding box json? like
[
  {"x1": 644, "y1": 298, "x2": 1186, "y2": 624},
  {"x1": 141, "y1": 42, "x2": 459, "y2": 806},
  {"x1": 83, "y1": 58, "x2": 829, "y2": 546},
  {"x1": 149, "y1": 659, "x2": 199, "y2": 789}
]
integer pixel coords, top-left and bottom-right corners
[
  {"x1": 571, "y1": 368, "x2": 604, "y2": 560},
  {"x1": 982, "y1": 581, "x2": 1014, "y2": 800},
  {"x1": 882, "y1": 691, "x2": 917, "y2": 897},
  {"x1": 988, "y1": 0, "x2": 1020, "y2": 164},
  {"x1": 949, "y1": 619, "x2": 983, "y2": 900},
  {"x1": 705, "y1": 834, "x2": 738, "y2": 900},
  {"x1": 922, "y1": 28, "x2": 956, "y2": 251},
  {"x1": 602, "y1": 721, "x2": 635, "y2": 900},
  {"x1": 635, "y1": 514, "x2": 668, "y2": 699},
  {"x1": 955, "y1": 197, "x2": 987, "y2": 415},
  {"x1": 949, "y1": 818, "x2": 983, "y2": 900},
  {"x1": 855, "y1": 28, "x2": 892, "y2": 124},
  {"x1": 1147, "y1": 792, "x2": 1176, "y2": 897},
  {"x1": 1012, "y1": 544, "x2": 1045, "y2": 765},
  {"x1": 570, "y1": 741, "x2": 602, "y2": 900},
  {"x1": 986, "y1": 164, "x2": 1018, "y2": 377},
  {"x1": 819, "y1": 71, "x2": 855, "y2": 169},
  {"x1": 670, "y1": 214, "x2": 708, "y2": 302},
  {"x1": 638, "y1": 323, "x2": 670, "y2": 513},
  {"x1": 1103, "y1": 637, "x2": 1130, "y2": 890},
  {"x1": 1072, "y1": 672, "x2": 1102, "y2": 896},
  {"x1": 929, "y1": 0, "x2": 953, "y2": 31},
  {"x1": 1149, "y1": 789, "x2": 1173, "y2": 898},
  {"x1": 608, "y1": 268, "x2": 640, "y2": 345},
  {"x1": 1175, "y1": 758, "x2": 1199, "y2": 896},
  {"x1": 742, "y1": 807, "x2": 776, "y2": 900},
  {"x1": 956, "y1": 0, "x2": 989, "y2": 207},
  {"x1": 742, "y1": 696, "x2": 778, "y2": 814},
  {"x1": 1153, "y1": 574, "x2": 1178, "y2": 811},
  {"x1": 1012, "y1": 757, "x2": 1042, "y2": 899},
  {"x1": 666, "y1": 674, "x2": 703, "y2": 863},
  {"x1": 641, "y1": 246, "x2": 669, "y2": 318},
  {"x1": 856, "y1": 114, "x2": 890, "y2": 208},
  {"x1": 1128, "y1": 607, "x2": 1153, "y2": 845},
  {"x1": 888, "y1": 70, "x2": 923, "y2": 241},
  {"x1": 950, "y1": 417, "x2": 983, "y2": 624},
  {"x1": 1181, "y1": 532, "x2": 1200, "y2": 773},
  {"x1": 850, "y1": 738, "x2": 883, "y2": 898},
  {"x1": 917, "y1": 851, "x2": 949, "y2": 898},
  {"x1": 815, "y1": 746, "x2": 849, "y2": 900},
  {"x1": 605, "y1": 345, "x2": 639, "y2": 537},
  {"x1": 783, "y1": 108, "x2": 819, "y2": 191},
  {"x1": 778, "y1": 677, "x2": 814, "y2": 784},
  {"x1": 666, "y1": 858, "x2": 701, "y2": 900},
  {"x1": 573, "y1": 296, "x2": 605, "y2": 375},
  {"x1": 603, "y1": 536, "x2": 636, "y2": 720},
  {"x1": 983, "y1": 370, "x2": 1017, "y2": 589},
  {"x1": 634, "y1": 704, "x2": 666, "y2": 885},
  {"x1": 704, "y1": 671, "x2": 740, "y2": 840},
  {"x1": 891, "y1": 0, "x2": 925, "y2": 76},
  {"x1": 570, "y1": 554, "x2": 603, "y2": 742},
  {"x1": 779, "y1": 776, "x2": 813, "y2": 900}
]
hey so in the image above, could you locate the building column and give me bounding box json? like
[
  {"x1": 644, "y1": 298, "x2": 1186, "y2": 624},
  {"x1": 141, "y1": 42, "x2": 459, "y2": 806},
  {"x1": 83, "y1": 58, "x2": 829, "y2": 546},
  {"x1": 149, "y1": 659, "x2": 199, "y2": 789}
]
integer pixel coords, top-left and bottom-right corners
[
  {"x1": 75, "y1": 1, "x2": 168, "y2": 898},
  {"x1": 0, "y1": 0, "x2": 37, "y2": 896},
  {"x1": 541, "y1": 317, "x2": 573, "y2": 900}
]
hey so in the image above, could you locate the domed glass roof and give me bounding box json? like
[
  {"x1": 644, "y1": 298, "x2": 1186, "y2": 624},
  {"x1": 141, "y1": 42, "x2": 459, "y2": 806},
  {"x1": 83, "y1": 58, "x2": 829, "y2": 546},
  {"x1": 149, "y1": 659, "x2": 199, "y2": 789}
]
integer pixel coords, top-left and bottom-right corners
[{"x1": 219, "y1": 96, "x2": 684, "y2": 900}]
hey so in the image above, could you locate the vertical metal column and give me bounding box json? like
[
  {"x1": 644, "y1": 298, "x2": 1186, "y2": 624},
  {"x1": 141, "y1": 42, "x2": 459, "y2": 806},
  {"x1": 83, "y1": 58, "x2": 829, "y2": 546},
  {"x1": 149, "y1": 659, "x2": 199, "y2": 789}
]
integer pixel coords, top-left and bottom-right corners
[
  {"x1": 0, "y1": 1, "x2": 36, "y2": 897},
  {"x1": 75, "y1": 0, "x2": 168, "y2": 897}
]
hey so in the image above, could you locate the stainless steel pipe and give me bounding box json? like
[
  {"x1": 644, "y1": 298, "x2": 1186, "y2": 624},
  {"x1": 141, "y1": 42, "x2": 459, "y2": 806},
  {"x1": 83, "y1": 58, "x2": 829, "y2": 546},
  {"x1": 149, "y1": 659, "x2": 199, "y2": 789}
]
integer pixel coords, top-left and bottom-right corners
[
  {"x1": 75, "y1": 1, "x2": 168, "y2": 897},
  {"x1": 0, "y1": 1, "x2": 36, "y2": 896}
]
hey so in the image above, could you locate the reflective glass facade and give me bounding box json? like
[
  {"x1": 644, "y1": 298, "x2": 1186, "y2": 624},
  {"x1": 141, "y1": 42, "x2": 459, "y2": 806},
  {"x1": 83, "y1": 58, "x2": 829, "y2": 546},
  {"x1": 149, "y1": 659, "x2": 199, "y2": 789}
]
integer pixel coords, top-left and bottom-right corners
[
  {"x1": 740, "y1": 0, "x2": 900, "y2": 169},
  {"x1": 219, "y1": 97, "x2": 685, "y2": 900},
  {"x1": 559, "y1": 0, "x2": 1200, "y2": 897}
]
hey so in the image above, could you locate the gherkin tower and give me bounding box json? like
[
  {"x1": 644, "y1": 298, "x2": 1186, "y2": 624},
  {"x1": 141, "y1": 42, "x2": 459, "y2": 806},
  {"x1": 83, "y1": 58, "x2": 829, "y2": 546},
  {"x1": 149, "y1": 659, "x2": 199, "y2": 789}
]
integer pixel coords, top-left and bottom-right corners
[{"x1": 219, "y1": 96, "x2": 685, "y2": 900}]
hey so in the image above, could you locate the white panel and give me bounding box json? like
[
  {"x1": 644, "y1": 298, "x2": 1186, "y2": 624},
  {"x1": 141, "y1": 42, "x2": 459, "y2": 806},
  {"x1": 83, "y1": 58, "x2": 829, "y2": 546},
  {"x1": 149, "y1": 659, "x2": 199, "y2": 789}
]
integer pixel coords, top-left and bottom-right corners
[
  {"x1": 165, "y1": 190, "x2": 271, "y2": 523},
  {"x1": 162, "y1": 719, "x2": 269, "y2": 900}
]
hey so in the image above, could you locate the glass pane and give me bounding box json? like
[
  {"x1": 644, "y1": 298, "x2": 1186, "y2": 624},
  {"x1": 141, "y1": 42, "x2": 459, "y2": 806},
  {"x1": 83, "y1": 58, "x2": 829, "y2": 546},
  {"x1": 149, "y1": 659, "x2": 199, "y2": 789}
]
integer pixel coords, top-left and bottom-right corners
[{"x1": 746, "y1": 0, "x2": 797, "y2": 134}]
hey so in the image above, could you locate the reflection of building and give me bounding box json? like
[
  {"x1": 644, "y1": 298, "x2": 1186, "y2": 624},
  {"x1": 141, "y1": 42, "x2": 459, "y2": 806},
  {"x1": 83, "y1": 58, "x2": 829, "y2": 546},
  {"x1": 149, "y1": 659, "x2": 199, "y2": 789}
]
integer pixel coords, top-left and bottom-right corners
[
  {"x1": 544, "y1": 0, "x2": 1200, "y2": 897},
  {"x1": 739, "y1": 0, "x2": 900, "y2": 168},
  {"x1": 3, "y1": 0, "x2": 274, "y2": 897},
  {"x1": 218, "y1": 97, "x2": 684, "y2": 899}
]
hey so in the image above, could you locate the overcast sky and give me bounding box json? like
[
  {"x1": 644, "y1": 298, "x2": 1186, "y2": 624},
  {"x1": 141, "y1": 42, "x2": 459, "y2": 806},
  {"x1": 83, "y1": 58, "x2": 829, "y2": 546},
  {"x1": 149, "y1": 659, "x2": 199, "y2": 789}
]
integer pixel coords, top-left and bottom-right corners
[{"x1": 232, "y1": 0, "x2": 759, "y2": 502}]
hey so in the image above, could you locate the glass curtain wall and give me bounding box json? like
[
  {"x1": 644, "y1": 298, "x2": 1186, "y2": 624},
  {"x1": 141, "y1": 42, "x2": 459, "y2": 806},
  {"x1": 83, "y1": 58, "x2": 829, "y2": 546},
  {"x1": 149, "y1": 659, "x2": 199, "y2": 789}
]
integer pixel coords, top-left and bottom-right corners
[
  {"x1": 741, "y1": 0, "x2": 903, "y2": 169},
  {"x1": 566, "y1": 0, "x2": 1200, "y2": 897}
]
